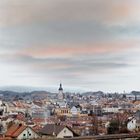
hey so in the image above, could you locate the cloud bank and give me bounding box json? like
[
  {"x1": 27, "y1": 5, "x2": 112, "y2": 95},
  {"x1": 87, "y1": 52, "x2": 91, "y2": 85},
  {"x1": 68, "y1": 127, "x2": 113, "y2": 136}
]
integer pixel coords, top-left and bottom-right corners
[{"x1": 0, "y1": 0, "x2": 140, "y2": 92}]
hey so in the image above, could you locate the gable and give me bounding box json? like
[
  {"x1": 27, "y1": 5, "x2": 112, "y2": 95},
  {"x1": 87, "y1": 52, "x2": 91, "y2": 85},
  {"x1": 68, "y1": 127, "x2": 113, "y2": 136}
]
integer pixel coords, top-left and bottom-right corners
[
  {"x1": 57, "y1": 127, "x2": 73, "y2": 138},
  {"x1": 18, "y1": 127, "x2": 39, "y2": 139}
]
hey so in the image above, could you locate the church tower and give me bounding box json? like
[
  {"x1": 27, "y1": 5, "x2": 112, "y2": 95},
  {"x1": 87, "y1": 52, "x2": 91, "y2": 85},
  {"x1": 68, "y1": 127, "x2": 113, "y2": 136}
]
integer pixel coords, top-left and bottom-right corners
[{"x1": 58, "y1": 83, "x2": 64, "y2": 100}]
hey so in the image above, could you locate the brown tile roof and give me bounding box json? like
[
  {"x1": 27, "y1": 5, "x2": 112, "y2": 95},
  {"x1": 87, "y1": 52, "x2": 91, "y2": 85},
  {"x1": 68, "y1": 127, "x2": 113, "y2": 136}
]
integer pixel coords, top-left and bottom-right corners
[
  {"x1": 40, "y1": 124, "x2": 65, "y2": 135},
  {"x1": 32, "y1": 125, "x2": 42, "y2": 132},
  {"x1": 40, "y1": 124, "x2": 78, "y2": 136},
  {"x1": 133, "y1": 101, "x2": 140, "y2": 105},
  {"x1": 5, "y1": 124, "x2": 27, "y2": 138}
]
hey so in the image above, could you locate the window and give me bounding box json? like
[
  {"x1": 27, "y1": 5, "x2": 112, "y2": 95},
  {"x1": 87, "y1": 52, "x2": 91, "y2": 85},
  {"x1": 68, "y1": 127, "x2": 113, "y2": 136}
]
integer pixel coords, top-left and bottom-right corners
[
  {"x1": 29, "y1": 133, "x2": 31, "y2": 136},
  {"x1": 64, "y1": 130, "x2": 66, "y2": 133},
  {"x1": 23, "y1": 134, "x2": 26, "y2": 136}
]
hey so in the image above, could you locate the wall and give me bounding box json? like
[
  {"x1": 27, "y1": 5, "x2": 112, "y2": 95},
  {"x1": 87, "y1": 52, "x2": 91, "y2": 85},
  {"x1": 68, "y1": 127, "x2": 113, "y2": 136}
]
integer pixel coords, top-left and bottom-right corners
[
  {"x1": 57, "y1": 127, "x2": 73, "y2": 138},
  {"x1": 17, "y1": 127, "x2": 39, "y2": 140}
]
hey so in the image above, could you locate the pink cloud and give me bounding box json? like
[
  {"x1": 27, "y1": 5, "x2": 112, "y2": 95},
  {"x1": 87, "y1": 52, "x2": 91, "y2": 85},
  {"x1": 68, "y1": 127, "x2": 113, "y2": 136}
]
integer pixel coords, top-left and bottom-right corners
[
  {"x1": 21, "y1": 40, "x2": 139, "y2": 58},
  {"x1": 0, "y1": 0, "x2": 140, "y2": 27}
]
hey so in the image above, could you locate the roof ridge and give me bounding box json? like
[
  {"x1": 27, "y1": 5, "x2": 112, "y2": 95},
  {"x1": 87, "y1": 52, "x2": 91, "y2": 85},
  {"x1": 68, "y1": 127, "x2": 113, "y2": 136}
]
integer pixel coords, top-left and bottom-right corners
[
  {"x1": 12, "y1": 125, "x2": 27, "y2": 137},
  {"x1": 12, "y1": 124, "x2": 23, "y2": 136},
  {"x1": 5, "y1": 124, "x2": 18, "y2": 137},
  {"x1": 6, "y1": 124, "x2": 27, "y2": 138}
]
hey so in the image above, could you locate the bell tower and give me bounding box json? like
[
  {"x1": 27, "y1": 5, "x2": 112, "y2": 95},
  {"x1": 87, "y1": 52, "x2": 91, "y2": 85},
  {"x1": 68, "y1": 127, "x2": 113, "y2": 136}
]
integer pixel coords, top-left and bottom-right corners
[{"x1": 58, "y1": 83, "x2": 64, "y2": 100}]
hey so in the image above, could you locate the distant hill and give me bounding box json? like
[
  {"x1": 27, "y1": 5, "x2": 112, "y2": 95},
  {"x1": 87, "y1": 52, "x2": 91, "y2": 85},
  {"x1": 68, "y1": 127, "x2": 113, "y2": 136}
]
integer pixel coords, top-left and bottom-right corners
[
  {"x1": 131, "y1": 91, "x2": 140, "y2": 95},
  {"x1": 0, "y1": 90, "x2": 20, "y2": 95},
  {"x1": 82, "y1": 91, "x2": 104, "y2": 96},
  {"x1": 0, "y1": 90, "x2": 53, "y2": 96}
]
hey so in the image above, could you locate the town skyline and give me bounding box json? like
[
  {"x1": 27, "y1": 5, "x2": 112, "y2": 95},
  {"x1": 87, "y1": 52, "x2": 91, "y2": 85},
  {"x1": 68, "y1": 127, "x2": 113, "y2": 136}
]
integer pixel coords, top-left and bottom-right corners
[{"x1": 0, "y1": 84, "x2": 138, "y2": 94}]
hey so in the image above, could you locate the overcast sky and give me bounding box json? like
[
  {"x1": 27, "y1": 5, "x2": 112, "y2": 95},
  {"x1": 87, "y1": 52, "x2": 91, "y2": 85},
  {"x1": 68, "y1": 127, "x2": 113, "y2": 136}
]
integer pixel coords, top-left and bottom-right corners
[{"x1": 0, "y1": 0, "x2": 140, "y2": 92}]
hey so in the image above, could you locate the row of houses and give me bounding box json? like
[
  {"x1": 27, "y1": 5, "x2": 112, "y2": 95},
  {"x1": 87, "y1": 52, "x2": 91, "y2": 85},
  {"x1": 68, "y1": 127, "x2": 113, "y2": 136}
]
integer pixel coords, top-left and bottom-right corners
[{"x1": 3, "y1": 123, "x2": 78, "y2": 139}]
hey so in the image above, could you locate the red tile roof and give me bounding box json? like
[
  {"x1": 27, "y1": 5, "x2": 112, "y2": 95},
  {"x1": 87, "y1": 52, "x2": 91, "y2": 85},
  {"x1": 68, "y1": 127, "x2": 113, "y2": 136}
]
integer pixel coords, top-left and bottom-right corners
[
  {"x1": 0, "y1": 138, "x2": 12, "y2": 140},
  {"x1": 32, "y1": 125, "x2": 42, "y2": 132},
  {"x1": 5, "y1": 124, "x2": 27, "y2": 138},
  {"x1": 16, "y1": 113, "x2": 25, "y2": 121}
]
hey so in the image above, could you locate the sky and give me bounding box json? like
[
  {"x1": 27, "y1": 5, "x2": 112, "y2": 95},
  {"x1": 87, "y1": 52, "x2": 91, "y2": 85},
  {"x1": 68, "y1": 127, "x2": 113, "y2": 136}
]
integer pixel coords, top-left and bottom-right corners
[{"x1": 0, "y1": 0, "x2": 140, "y2": 92}]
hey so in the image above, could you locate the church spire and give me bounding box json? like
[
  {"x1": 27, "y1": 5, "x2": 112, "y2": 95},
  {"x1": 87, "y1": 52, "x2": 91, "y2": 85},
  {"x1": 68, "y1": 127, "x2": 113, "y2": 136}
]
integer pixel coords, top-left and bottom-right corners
[
  {"x1": 58, "y1": 83, "x2": 64, "y2": 100},
  {"x1": 59, "y1": 83, "x2": 63, "y2": 91}
]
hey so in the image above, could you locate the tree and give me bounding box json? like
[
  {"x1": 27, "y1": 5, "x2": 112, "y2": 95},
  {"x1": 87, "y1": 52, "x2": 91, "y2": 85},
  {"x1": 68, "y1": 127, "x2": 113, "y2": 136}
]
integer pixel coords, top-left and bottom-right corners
[{"x1": 107, "y1": 120, "x2": 119, "y2": 134}]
